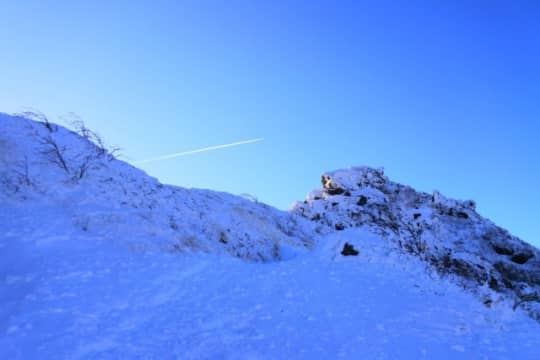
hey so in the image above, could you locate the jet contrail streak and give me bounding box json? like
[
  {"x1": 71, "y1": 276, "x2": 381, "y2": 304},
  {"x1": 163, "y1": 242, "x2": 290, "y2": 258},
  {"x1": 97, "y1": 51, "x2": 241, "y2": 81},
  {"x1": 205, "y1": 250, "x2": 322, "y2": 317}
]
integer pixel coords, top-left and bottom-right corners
[{"x1": 134, "y1": 138, "x2": 264, "y2": 164}]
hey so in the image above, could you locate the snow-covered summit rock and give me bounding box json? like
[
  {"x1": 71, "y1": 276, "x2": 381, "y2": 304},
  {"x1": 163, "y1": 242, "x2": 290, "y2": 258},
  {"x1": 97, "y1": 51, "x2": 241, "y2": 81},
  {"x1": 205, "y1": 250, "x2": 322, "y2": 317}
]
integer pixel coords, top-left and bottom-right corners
[{"x1": 292, "y1": 166, "x2": 540, "y2": 321}]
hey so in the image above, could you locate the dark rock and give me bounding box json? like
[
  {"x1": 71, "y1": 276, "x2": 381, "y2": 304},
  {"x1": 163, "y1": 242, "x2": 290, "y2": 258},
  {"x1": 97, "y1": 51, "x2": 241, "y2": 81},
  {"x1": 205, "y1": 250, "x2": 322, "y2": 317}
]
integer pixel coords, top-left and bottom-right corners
[
  {"x1": 503, "y1": 278, "x2": 514, "y2": 289},
  {"x1": 321, "y1": 175, "x2": 346, "y2": 195},
  {"x1": 493, "y1": 261, "x2": 532, "y2": 284},
  {"x1": 413, "y1": 213, "x2": 421, "y2": 220},
  {"x1": 341, "y1": 243, "x2": 359, "y2": 256},
  {"x1": 335, "y1": 223, "x2": 345, "y2": 231},
  {"x1": 456, "y1": 211, "x2": 469, "y2": 219},
  {"x1": 449, "y1": 258, "x2": 488, "y2": 284},
  {"x1": 519, "y1": 292, "x2": 540, "y2": 303},
  {"x1": 511, "y1": 253, "x2": 533, "y2": 265},
  {"x1": 488, "y1": 277, "x2": 499, "y2": 290},
  {"x1": 326, "y1": 188, "x2": 345, "y2": 195},
  {"x1": 219, "y1": 232, "x2": 228, "y2": 244},
  {"x1": 493, "y1": 245, "x2": 514, "y2": 256},
  {"x1": 357, "y1": 196, "x2": 368, "y2": 206}
]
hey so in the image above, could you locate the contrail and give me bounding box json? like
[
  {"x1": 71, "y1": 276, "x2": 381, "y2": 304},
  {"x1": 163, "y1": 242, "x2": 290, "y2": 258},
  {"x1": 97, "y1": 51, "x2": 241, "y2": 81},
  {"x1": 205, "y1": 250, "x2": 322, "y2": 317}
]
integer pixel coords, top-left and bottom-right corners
[{"x1": 134, "y1": 138, "x2": 264, "y2": 164}]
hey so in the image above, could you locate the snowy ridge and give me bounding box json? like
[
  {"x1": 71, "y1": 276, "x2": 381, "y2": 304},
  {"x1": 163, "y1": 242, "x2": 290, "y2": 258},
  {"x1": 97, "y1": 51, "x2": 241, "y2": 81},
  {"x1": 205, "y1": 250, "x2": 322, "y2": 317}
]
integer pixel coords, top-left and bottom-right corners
[
  {"x1": 292, "y1": 166, "x2": 540, "y2": 321},
  {"x1": 0, "y1": 113, "x2": 314, "y2": 261}
]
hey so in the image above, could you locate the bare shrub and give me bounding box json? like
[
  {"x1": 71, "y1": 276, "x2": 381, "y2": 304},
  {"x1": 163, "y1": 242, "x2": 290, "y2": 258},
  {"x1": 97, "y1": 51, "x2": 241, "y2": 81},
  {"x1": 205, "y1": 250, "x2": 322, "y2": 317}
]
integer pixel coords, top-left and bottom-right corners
[
  {"x1": 73, "y1": 154, "x2": 94, "y2": 180},
  {"x1": 16, "y1": 110, "x2": 56, "y2": 132},
  {"x1": 22, "y1": 111, "x2": 121, "y2": 180},
  {"x1": 12, "y1": 156, "x2": 34, "y2": 186},
  {"x1": 38, "y1": 133, "x2": 70, "y2": 174},
  {"x1": 67, "y1": 114, "x2": 121, "y2": 161}
]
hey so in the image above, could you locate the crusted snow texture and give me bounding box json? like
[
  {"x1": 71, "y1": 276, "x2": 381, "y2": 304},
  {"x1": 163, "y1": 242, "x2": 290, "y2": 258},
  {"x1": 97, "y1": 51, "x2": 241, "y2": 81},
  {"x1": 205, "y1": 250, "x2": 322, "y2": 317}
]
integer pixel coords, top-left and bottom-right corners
[
  {"x1": 292, "y1": 166, "x2": 540, "y2": 320},
  {"x1": 0, "y1": 113, "x2": 314, "y2": 261}
]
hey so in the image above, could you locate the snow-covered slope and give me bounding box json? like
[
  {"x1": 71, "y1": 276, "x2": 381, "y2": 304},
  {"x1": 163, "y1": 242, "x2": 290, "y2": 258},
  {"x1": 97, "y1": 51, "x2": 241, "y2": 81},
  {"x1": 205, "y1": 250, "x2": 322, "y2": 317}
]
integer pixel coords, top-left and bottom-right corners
[
  {"x1": 0, "y1": 113, "x2": 314, "y2": 261},
  {"x1": 1, "y1": 113, "x2": 540, "y2": 358},
  {"x1": 292, "y1": 166, "x2": 540, "y2": 321}
]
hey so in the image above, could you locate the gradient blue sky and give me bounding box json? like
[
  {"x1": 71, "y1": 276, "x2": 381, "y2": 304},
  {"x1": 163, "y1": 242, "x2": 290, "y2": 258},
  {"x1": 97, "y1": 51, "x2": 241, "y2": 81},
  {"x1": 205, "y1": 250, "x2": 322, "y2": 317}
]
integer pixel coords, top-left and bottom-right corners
[{"x1": 1, "y1": 1, "x2": 539, "y2": 245}]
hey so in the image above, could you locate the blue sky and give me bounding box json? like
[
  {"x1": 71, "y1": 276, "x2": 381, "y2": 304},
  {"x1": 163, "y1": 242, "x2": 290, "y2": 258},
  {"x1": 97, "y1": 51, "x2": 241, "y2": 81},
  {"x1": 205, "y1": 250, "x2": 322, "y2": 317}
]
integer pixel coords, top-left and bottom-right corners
[{"x1": 1, "y1": 1, "x2": 539, "y2": 245}]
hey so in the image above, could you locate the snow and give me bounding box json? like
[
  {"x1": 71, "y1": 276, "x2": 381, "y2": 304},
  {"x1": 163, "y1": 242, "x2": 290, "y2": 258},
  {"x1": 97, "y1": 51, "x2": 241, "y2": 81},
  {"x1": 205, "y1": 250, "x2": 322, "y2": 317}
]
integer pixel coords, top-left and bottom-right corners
[
  {"x1": 1, "y1": 113, "x2": 540, "y2": 358},
  {"x1": 2, "y1": 205, "x2": 539, "y2": 358}
]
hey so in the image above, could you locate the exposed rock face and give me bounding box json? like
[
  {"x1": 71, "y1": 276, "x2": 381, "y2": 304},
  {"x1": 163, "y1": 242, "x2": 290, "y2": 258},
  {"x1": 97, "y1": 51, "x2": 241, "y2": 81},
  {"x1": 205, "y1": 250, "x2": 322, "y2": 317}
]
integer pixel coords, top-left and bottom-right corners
[{"x1": 292, "y1": 166, "x2": 540, "y2": 320}]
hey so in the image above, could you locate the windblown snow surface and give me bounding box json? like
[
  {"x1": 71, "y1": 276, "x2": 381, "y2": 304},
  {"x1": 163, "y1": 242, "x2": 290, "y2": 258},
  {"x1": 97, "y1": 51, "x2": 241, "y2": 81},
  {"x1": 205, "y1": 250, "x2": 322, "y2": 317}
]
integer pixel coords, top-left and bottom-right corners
[{"x1": 1, "y1": 113, "x2": 539, "y2": 359}]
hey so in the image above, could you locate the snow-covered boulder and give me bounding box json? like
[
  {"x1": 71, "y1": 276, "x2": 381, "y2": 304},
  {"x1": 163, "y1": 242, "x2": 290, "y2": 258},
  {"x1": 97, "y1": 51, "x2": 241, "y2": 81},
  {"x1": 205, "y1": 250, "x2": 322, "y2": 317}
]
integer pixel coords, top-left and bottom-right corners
[{"x1": 292, "y1": 166, "x2": 540, "y2": 321}]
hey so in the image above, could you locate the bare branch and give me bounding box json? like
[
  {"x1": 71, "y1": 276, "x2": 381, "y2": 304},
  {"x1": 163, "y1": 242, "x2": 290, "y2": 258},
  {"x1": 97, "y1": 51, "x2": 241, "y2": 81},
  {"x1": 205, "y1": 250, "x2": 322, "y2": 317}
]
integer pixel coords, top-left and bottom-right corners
[
  {"x1": 16, "y1": 110, "x2": 55, "y2": 132},
  {"x1": 71, "y1": 119, "x2": 92, "y2": 140},
  {"x1": 74, "y1": 154, "x2": 93, "y2": 180},
  {"x1": 68, "y1": 116, "x2": 121, "y2": 161},
  {"x1": 39, "y1": 134, "x2": 70, "y2": 173},
  {"x1": 12, "y1": 156, "x2": 33, "y2": 186}
]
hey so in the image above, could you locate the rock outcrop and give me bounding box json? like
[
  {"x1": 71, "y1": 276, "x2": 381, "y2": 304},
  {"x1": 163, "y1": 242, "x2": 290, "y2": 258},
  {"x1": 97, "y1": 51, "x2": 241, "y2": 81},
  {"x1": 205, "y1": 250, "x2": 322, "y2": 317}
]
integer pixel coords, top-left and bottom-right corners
[{"x1": 292, "y1": 166, "x2": 540, "y2": 320}]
